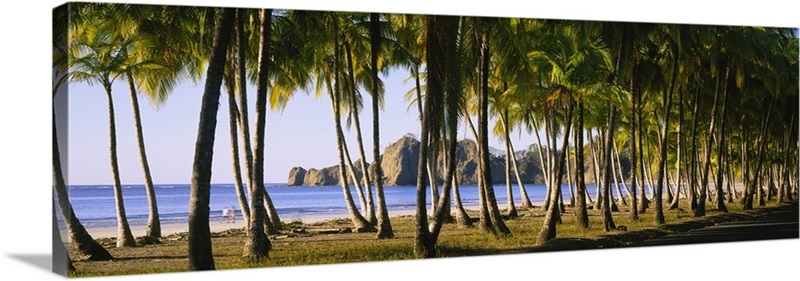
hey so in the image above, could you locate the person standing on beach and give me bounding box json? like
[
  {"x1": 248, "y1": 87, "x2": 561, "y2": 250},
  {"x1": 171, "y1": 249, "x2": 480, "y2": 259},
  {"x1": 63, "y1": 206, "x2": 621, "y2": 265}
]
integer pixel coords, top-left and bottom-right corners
[
  {"x1": 222, "y1": 207, "x2": 230, "y2": 223},
  {"x1": 230, "y1": 206, "x2": 236, "y2": 223}
]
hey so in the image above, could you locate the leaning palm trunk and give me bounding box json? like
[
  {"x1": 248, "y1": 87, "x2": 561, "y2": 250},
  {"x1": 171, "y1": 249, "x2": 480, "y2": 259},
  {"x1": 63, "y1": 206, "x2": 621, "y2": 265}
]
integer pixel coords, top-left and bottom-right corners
[
  {"x1": 478, "y1": 26, "x2": 510, "y2": 236},
  {"x1": 610, "y1": 149, "x2": 625, "y2": 207},
  {"x1": 349, "y1": 101, "x2": 377, "y2": 223},
  {"x1": 537, "y1": 103, "x2": 573, "y2": 244},
  {"x1": 669, "y1": 88, "x2": 685, "y2": 210},
  {"x1": 125, "y1": 75, "x2": 161, "y2": 238},
  {"x1": 588, "y1": 130, "x2": 603, "y2": 210},
  {"x1": 370, "y1": 13, "x2": 393, "y2": 239},
  {"x1": 343, "y1": 40, "x2": 374, "y2": 221},
  {"x1": 695, "y1": 64, "x2": 726, "y2": 217},
  {"x1": 327, "y1": 76, "x2": 375, "y2": 232},
  {"x1": 189, "y1": 8, "x2": 235, "y2": 270},
  {"x1": 342, "y1": 137, "x2": 368, "y2": 215},
  {"x1": 103, "y1": 84, "x2": 136, "y2": 248},
  {"x1": 714, "y1": 73, "x2": 730, "y2": 212},
  {"x1": 744, "y1": 101, "x2": 773, "y2": 209},
  {"x1": 223, "y1": 69, "x2": 251, "y2": 227},
  {"x1": 52, "y1": 112, "x2": 112, "y2": 261},
  {"x1": 453, "y1": 175, "x2": 473, "y2": 228},
  {"x1": 428, "y1": 144, "x2": 440, "y2": 216},
  {"x1": 502, "y1": 111, "x2": 518, "y2": 217},
  {"x1": 508, "y1": 134, "x2": 533, "y2": 208},
  {"x1": 242, "y1": 8, "x2": 271, "y2": 262},
  {"x1": 613, "y1": 142, "x2": 632, "y2": 201},
  {"x1": 778, "y1": 115, "x2": 795, "y2": 203},
  {"x1": 465, "y1": 111, "x2": 493, "y2": 233},
  {"x1": 653, "y1": 47, "x2": 678, "y2": 224},
  {"x1": 415, "y1": 17, "x2": 436, "y2": 254},
  {"x1": 566, "y1": 143, "x2": 576, "y2": 207}
]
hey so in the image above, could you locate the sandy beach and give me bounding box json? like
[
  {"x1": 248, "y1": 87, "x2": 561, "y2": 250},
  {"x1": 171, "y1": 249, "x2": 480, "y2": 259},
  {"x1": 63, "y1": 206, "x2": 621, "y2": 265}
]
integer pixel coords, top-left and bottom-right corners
[{"x1": 84, "y1": 208, "x2": 423, "y2": 239}]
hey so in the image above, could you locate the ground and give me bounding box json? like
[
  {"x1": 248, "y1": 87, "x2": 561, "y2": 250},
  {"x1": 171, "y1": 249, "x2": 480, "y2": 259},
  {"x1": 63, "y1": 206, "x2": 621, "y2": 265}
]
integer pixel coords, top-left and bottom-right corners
[{"x1": 68, "y1": 200, "x2": 799, "y2": 277}]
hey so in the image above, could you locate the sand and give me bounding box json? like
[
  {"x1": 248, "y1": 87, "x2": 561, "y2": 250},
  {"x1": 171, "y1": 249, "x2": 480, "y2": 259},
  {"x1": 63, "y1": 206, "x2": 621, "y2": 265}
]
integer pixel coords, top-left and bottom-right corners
[{"x1": 85, "y1": 208, "x2": 423, "y2": 239}]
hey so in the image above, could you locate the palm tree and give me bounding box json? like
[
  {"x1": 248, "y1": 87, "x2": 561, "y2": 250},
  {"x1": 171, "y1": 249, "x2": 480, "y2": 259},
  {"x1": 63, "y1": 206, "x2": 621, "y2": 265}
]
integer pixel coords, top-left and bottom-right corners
[
  {"x1": 53, "y1": 5, "x2": 113, "y2": 261},
  {"x1": 188, "y1": 7, "x2": 235, "y2": 270},
  {"x1": 413, "y1": 14, "x2": 464, "y2": 258},
  {"x1": 370, "y1": 12, "x2": 394, "y2": 239},
  {"x1": 68, "y1": 6, "x2": 136, "y2": 247},
  {"x1": 243, "y1": 8, "x2": 275, "y2": 261},
  {"x1": 222, "y1": 27, "x2": 251, "y2": 226}
]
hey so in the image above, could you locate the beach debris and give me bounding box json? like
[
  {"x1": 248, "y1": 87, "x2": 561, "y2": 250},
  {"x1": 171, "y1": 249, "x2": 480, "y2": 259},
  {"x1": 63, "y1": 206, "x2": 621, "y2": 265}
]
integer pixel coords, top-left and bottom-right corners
[
  {"x1": 136, "y1": 236, "x2": 161, "y2": 245},
  {"x1": 291, "y1": 227, "x2": 307, "y2": 234}
]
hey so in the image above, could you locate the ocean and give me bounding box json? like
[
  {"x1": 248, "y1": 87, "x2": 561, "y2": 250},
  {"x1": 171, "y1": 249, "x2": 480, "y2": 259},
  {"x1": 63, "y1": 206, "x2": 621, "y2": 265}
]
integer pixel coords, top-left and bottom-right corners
[{"x1": 63, "y1": 183, "x2": 602, "y2": 228}]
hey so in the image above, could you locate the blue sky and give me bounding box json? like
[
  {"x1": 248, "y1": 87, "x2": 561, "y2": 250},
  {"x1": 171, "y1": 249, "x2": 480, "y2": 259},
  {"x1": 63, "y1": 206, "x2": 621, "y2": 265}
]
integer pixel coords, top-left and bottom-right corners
[{"x1": 62, "y1": 66, "x2": 548, "y2": 185}]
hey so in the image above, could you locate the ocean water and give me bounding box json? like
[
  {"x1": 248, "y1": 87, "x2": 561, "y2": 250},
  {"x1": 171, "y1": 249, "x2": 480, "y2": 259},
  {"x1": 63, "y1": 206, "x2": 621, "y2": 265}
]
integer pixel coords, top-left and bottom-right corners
[{"x1": 62, "y1": 183, "x2": 601, "y2": 228}]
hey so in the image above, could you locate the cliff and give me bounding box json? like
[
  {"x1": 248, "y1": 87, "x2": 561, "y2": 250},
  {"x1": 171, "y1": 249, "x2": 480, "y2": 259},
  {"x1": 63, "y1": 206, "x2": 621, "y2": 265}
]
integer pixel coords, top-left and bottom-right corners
[{"x1": 287, "y1": 134, "x2": 549, "y2": 186}]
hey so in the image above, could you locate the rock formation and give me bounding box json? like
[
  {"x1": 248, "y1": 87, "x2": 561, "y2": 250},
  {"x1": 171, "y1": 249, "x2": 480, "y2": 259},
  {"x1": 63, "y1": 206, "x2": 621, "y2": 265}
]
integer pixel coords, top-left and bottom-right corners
[{"x1": 287, "y1": 134, "x2": 552, "y2": 186}]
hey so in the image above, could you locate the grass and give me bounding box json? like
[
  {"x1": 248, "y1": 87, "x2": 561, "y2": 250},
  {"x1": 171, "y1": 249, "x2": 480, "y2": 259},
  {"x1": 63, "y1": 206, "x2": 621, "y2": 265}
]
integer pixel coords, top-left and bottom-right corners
[{"x1": 68, "y1": 199, "x2": 780, "y2": 277}]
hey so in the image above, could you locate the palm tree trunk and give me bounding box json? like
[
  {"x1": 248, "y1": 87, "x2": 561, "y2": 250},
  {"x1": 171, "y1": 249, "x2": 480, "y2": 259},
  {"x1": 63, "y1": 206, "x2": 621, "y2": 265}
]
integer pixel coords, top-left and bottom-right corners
[
  {"x1": 669, "y1": 88, "x2": 685, "y2": 210},
  {"x1": 234, "y1": 9, "x2": 257, "y2": 224},
  {"x1": 778, "y1": 115, "x2": 795, "y2": 203},
  {"x1": 566, "y1": 141, "x2": 576, "y2": 207},
  {"x1": 429, "y1": 144, "x2": 440, "y2": 216},
  {"x1": 530, "y1": 117, "x2": 551, "y2": 194},
  {"x1": 508, "y1": 135, "x2": 533, "y2": 208},
  {"x1": 653, "y1": 47, "x2": 678, "y2": 223},
  {"x1": 478, "y1": 26, "x2": 511, "y2": 236},
  {"x1": 537, "y1": 103, "x2": 573, "y2": 244},
  {"x1": 465, "y1": 113, "x2": 493, "y2": 233},
  {"x1": 189, "y1": 8, "x2": 235, "y2": 270},
  {"x1": 223, "y1": 64, "x2": 251, "y2": 227},
  {"x1": 243, "y1": 8, "x2": 272, "y2": 262},
  {"x1": 124, "y1": 75, "x2": 161, "y2": 239},
  {"x1": 610, "y1": 145, "x2": 625, "y2": 207},
  {"x1": 502, "y1": 111, "x2": 518, "y2": 217},
  {"x1": 342, "y1": 137, "x2": 368, "y2": 215},
  {"x1": 715, "y1": 72, "x2": 730, "y2": 212},
  {"x1": 103, "y1": 84, "x2": 136, "y2": 248},
  {"x1": 370, "y1": 13, "x2": 393, "y2": 239},
  {"x1": 629, "y1": 57, "x2": 639, "y2": 219},
  {"x1": 696, "y1": 63, "x2": 726, "y2": 217},
  {"x1": 745, "y1": 100, "x2": 773, "y2": 209},
  {"x1": 453, "y1": 174, "x2": 473, "y2": 228},
  {"x1": 602, "y1": 105, "x2": 618, "y2": 231},
  {"x1": 575, "y1": 101, "x2": 589, "y2": 229},
  {"x1": 613, "y1": 141, "x2": 632, "y2": 197},
  {"x1": 344, "y1": 39, "x2": 376, "y2": 223},
  {"x1": 328, "y1": 69, "x2": 375, "y2": 232},
  {"x1": 589, "y1": 130, "x2": 603, "y2": 210},
  {"x1": 52, "y1": 112, "x2": 112, "y2": 261}
]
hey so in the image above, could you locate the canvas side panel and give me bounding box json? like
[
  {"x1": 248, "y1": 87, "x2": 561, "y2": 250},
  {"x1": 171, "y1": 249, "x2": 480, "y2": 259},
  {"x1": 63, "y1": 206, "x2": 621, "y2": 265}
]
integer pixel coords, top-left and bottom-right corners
[{"x1": 52, "y1": 2, "x2": 72, "y2": 277}]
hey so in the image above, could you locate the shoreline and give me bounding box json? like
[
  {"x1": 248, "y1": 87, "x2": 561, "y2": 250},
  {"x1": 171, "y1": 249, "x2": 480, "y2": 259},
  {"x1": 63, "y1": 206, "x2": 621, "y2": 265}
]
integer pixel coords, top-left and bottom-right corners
[{"x1": 83, "y1": 208, "x2": 427, "y2": 239}]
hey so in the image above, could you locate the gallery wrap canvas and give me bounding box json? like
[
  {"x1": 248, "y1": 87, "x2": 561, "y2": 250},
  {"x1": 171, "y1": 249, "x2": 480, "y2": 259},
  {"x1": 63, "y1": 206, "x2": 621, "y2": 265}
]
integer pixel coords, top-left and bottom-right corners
[{"x1": 51, "y1": 0, "x2": 798, "y2": 278}]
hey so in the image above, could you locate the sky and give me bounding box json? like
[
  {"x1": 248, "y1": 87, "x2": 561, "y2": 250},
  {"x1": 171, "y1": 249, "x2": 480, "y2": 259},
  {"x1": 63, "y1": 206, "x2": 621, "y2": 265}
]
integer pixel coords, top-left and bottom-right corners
[
  {"x1": 1, "y1": 1, "x2": 798, "y2": 281},
  {"x1": 59, "y1": 16, "x2": 558, "y2": 186},
  {"x1": 62, "y1": 66, "x2": 550, "y2": 185}
]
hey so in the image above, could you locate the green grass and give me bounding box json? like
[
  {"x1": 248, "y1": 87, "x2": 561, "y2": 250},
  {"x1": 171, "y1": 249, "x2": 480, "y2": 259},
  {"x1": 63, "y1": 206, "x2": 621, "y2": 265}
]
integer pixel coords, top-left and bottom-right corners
[{"x1": 69, "y1": 199, "x2": 767, "y2": 277}]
